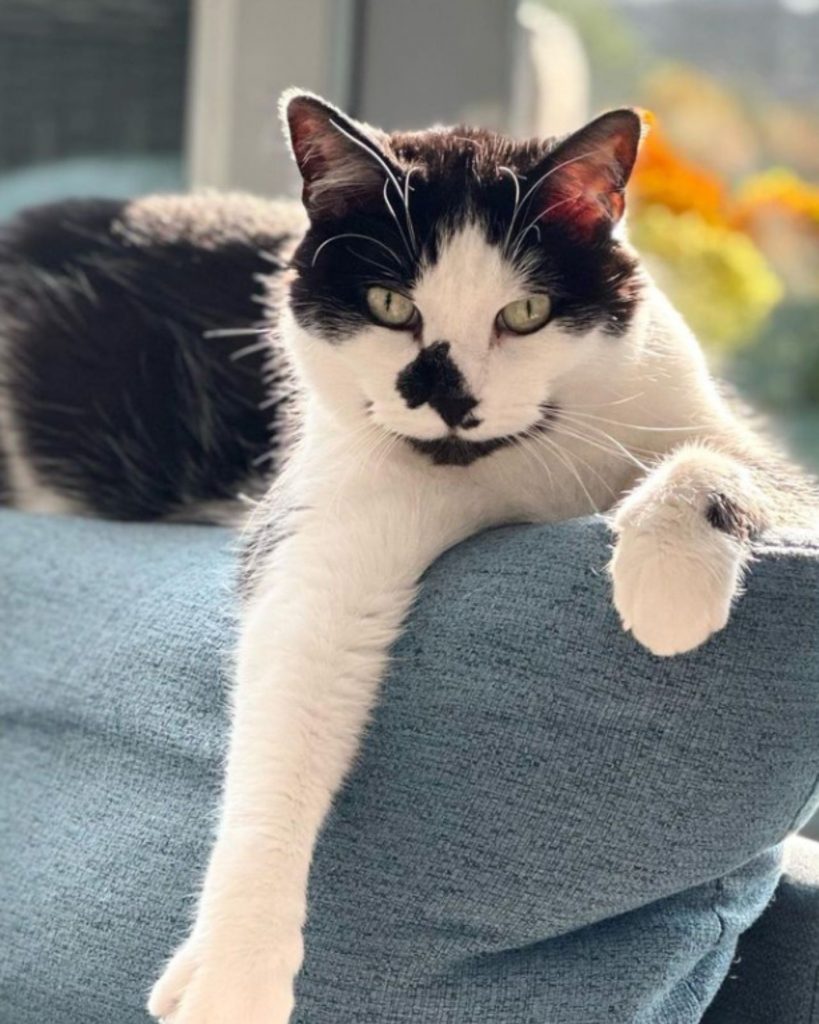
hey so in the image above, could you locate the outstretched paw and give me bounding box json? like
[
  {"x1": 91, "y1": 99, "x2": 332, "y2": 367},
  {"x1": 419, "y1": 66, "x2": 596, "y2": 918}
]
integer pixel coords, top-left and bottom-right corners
[
  {"x1": 610, "y1": 500, "x2": 745, "y2": 657},
  {"x1": 148, "y1": 934, "x2": 301, "y2": 1024}
]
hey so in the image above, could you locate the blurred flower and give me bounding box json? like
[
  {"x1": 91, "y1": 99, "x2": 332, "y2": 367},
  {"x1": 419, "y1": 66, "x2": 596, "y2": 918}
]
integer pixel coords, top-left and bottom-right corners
[
  {"x1": 734, "y1": 169, "x2": 819, "y2": 298},
  {"x1": 639, "y1": 64, "x2": 759, "y2": 177},
  {"x1": 631, "y1": 124, "x2": 730, "y2": 225},
  {"x1": 735, "y1": 168, "x2": 819, "y2": 228},
  {"x1": 757, "y1": 101, "x2": 819, "y2": 180},
  {"x1": 630, "y1": 205, "x2": 783, "y2": 351}
]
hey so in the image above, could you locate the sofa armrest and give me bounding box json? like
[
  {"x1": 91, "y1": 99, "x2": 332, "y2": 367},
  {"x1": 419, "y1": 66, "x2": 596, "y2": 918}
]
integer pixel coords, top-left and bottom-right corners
[
  {"x1": 705, "y1": 836, "x2": 819, "y2": 1023},
  {"x1": 2, "y1": 509, "x2": 819, "y2": 1024}
]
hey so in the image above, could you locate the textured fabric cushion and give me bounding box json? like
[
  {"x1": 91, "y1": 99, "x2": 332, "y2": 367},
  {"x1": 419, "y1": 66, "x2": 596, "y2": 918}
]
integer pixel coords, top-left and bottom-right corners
[
  {"x1": 1, "y1": 509, "x2": 818, "y2": 1024},
  {"x1": 703, "y1": 836, "x2": 819, "y2": 1024}
]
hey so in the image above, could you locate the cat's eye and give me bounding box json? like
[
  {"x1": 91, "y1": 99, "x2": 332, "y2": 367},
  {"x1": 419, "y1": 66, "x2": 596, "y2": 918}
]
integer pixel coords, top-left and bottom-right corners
[
  {"x1": 498, "y1": 295, "x2": 552, "y2": 335},
  {"x1": 366, "y1": 286, "x2": 418, "y2": 329}
]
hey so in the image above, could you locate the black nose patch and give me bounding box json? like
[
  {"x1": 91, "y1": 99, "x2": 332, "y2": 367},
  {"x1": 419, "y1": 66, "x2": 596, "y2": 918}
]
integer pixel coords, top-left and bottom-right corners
[{"x1": 396, "y1": 341, "x2": 478, "y2": 429}]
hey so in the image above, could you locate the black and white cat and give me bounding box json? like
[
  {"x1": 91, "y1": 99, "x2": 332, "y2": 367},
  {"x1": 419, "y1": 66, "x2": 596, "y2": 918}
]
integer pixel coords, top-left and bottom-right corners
[{"x1": 1, "y1": 91, "x2": 816, "y2": 1023}]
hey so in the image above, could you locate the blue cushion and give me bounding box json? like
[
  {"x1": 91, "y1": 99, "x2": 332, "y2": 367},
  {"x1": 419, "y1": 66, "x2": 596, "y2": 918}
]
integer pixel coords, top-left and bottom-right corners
[
  {"x1": 703, "y1": 836, "x2": 819, "y2": 1023},
  {"x1": 1, "y1": 509, "x2": 818, "y2": 1023}
]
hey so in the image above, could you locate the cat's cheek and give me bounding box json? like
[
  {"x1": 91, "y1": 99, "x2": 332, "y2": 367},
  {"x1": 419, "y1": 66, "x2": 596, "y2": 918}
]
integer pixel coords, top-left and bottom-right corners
[{"x1": 608, "y1": 509, "x2": 745, "y2": 658}]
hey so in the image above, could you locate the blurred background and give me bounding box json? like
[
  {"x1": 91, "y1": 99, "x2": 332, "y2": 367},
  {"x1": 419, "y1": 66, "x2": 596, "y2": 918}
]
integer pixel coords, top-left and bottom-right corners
[{"x1": 1, "y1": 0, "x2": 818, "y2": 472}]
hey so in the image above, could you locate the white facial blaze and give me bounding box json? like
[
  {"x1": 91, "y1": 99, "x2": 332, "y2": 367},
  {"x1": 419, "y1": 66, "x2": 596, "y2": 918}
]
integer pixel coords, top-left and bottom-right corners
[
  {"x1": 290, "y1": 220, "x2": 633, "y2": 445},
  {"x1": 399, "y1": 222, "x2": 589, "y2": 439},
  {"x1": 412, "y1": 223, "x2": 521, "y2": 393}
]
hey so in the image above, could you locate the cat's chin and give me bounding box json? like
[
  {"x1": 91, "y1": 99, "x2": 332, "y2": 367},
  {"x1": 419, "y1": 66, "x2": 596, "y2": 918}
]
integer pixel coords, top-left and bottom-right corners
[{"x1": 405, "y1": 433, "x2": 520, "y2": 466}]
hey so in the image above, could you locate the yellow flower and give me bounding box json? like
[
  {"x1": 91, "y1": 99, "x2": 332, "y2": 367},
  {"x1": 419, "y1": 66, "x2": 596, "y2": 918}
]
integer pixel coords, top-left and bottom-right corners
[
  {"x1": 734, "y1": 168, "x2": 819, "y2": 230},
  {"x1": 630, "y1": 206, "x2": 783, "y2": 350}
]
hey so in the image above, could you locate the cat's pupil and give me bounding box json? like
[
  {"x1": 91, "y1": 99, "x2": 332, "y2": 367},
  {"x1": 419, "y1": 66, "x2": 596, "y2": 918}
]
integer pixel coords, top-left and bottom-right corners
[{"x1": 385, "y1": 292, "x2": 392, "y2": 312}]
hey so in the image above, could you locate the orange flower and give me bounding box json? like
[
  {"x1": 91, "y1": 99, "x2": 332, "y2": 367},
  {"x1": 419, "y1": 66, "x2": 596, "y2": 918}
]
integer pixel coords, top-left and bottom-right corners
[{"x1": 631, "y1": 123, "x2": 731, "y2": 225}]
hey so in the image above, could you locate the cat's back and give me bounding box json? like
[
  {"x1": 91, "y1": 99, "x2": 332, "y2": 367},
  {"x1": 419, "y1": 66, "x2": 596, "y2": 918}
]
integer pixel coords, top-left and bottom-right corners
[{"x1": 0, "y1": 192, "x2": 304, "y2": 520}]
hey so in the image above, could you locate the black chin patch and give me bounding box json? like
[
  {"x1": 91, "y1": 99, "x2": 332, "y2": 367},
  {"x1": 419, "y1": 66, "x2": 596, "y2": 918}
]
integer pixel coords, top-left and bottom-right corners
[
  {"x1": 407, "y1": 435, "x2": 515, "y2": 466},
  {"x1": 405, "y1": 401, "x2": 560, "y2": 466},
  {"x1": 405, "y1": 397, "x2": 561, "y2": 466}
]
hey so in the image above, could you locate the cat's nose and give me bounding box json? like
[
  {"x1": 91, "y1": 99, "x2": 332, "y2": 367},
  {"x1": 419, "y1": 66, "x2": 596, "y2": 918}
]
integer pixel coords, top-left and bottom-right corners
[
  {"x1": 395, "y1": 340, "x2": 479, "y2": 428},
  {"x1": 433, "y1": 393, "x2": 478, "y2": 428}
]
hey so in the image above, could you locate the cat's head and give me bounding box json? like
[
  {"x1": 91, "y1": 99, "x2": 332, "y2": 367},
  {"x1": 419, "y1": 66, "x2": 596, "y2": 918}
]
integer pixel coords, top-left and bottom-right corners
[{"x1": 280, "y1": 90, "x2": 645, "y2": 465}]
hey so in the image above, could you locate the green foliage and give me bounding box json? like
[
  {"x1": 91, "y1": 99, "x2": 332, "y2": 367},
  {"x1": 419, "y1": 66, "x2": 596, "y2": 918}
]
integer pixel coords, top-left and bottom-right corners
[{"x1": 730, "y1": 300, "x2": 819, "y2": 409}]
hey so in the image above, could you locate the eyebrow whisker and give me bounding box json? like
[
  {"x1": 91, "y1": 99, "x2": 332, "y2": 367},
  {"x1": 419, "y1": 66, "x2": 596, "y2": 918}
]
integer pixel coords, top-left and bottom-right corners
[
  {"x1": 329, "y1": 117, "x2": 419, "y2": 258},
  {"x1": 311, "y1": 232, "x2": 404, "y2": 268}
]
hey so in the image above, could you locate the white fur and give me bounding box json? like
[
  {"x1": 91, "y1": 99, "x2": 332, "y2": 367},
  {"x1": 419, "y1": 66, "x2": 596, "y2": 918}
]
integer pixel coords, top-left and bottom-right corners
[
  {"x1": 610, "y1": 445, "x2": 756, "y2": 656},
  {"x1": 149, "y1": 227, "x2": 769, "y2": 1023}
]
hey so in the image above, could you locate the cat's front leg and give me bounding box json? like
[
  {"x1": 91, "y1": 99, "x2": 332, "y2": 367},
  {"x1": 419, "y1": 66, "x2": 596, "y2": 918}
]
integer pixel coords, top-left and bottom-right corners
[
  {"x1": 609, "y1": 443, "x2": 766, "y2": 657},
  {"x1": 148, "y1": 479, "x2": 481, "y2": 1024}
]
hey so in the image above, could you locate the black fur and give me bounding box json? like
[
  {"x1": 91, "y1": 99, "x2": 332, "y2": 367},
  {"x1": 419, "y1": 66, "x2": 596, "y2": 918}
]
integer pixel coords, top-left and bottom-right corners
[
  {"x1": 0, "y1": 102, "x2": 645, "y2": 516},
  {"x1": 407, "y1": 434, "x2": 517, "y2": 467},
  {"x1": 408, "y1": 403, "x2": 560, "y2": 468},
  {"x1": 0, "y1": 196, "x2": 297, "y2": 519},
  {"x1": 705, "y1": 492, "x2": 753, "y2": 541},
  {"x1": 288, "y1": 120, "x2": 642, "y2": 347}
]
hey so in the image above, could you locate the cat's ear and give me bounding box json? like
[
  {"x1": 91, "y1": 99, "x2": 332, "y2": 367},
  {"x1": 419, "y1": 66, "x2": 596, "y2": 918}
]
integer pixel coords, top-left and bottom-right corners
[
  {"x1": 530, "y1": 109, "x2": 644, "y2": 234},
  {"x1": 280, "y1": 89, "x2": 399, "y2": 220}
]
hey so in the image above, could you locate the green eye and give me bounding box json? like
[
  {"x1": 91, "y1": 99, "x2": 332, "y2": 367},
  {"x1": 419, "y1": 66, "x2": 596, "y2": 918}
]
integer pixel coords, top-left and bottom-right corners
[
  {"x1": 366, "y1": 286, "x2": 418, "y2": 328},
  {"x1": 498, "y1": 295, "x2": 552, "y2": 335}
]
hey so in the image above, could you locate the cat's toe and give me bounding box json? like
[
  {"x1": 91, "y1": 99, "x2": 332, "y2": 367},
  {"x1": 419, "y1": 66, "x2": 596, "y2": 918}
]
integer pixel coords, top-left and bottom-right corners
[
  {"x1": 148, "y1": 941, "x2": 199, "y2": 1019},
  {"x1": 610, "y1": 525, "x2": 742, "y2": 657},
  {"x1": 148, "y1": 934, "x2": 301, "y2": 1024}
]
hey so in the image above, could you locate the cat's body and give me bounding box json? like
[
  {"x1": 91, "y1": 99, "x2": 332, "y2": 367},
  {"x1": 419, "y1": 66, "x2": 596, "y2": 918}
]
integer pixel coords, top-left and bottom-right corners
[
  {"x1": 0, "y1": 192, "x2": 305, "y2": 520},
  {"x1": 1, "y1": 93, "x2": 816, "y2": 1023}
]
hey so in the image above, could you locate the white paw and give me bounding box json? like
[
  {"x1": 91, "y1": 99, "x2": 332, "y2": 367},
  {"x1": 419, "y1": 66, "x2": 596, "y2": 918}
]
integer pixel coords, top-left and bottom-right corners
[
  {"x1": 610, "y1": 516, "x2": 744, "y2": 658},
  {"x1": 148, "y1": 933, "x2": 301, "y2": 1024}
]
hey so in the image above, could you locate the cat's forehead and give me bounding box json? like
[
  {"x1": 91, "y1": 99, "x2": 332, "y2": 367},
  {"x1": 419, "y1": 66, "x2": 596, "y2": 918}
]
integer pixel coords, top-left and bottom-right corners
[
  {"x1": 412, "y1": 222, "x2": 526, "y2": 337},
  {"x1": 388, "y1": 126, "x2": 555, "y2": 181},
  {"x1": 415, "y1": 222, "x2": 522, "y2": 301}
]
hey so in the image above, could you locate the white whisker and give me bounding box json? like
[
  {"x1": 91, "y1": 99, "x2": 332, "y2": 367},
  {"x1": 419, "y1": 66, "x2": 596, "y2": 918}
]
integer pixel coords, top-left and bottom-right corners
[
  {"x1": 203, "y1": 326, "x2": 267, "y2": 339},
  {"x1": 556, "y1": 411, "x2": 675, "y2": 457},
  {"x1": 382, "y1": 179, "x2": 415, "y2": 262},
  {"x1": 509, "y1": 193, "x2": 583, "y2": 262},
  {"x1": 524, "y1": 428, "x2": 601, "y2": 516},
  {"x1": 534, "y1": 429, "x2": 618, "y2": 497},
  {"x1": 311, "y1": 232, "x2": 403, "y2": 268},
  {"x1": 229, "y1": 339, "x2": 272, "y2": 362},
  {"x1": 345, "y1": 246, "x2": 400, "y2": 279},
  {"x1": 529, "y1": 432, "x2": 601, "y2": 514},
  {"x1": 258, "y1": 249, "x2": 288, "y2": 268},
  {"x1": 547, "y1": 422, "x2": 650, "y2": 473},
  {"x1": 515, "y1": 146, "x2": 611, "y2": 223},
  {"x1": 518, "y1": 429, "x2": 556, "y2": 491},
  {"x1": 561, "y1": 408, "x2": 707, "y2": 434},
  {"x1": 403, "y1": 167, "x2": 418, "y2": 254},
  {"x1": 329, "y1": 117, "x2": 418, "y2": 258},
  {"x1": 566, "y1": 393, "x2": 645, "y2": 410},
  {"x1": 498, "y1": 166, "x2": 521, "y2": 257}
]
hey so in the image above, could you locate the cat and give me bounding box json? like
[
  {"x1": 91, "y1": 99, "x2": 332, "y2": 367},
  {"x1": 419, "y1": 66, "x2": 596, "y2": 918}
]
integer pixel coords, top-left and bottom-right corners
[{"x1": 1, "y1": 90, "x2": 816, "y2": 1023}]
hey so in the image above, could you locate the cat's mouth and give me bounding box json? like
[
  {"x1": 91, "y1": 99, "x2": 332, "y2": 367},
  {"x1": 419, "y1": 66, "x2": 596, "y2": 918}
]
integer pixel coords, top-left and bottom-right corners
[{"x1": 391, "y1": 404, "x2": 560, "y2": 467}]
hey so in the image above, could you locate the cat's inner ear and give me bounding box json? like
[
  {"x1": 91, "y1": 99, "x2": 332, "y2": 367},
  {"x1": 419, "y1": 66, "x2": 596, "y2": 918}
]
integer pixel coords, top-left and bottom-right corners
[
  {"x1": 530, "y1": 109, "x2": 644, "y2": 233},
  {"x1": 281, "y1": 90, "x2": 398, "y2": 220}
]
